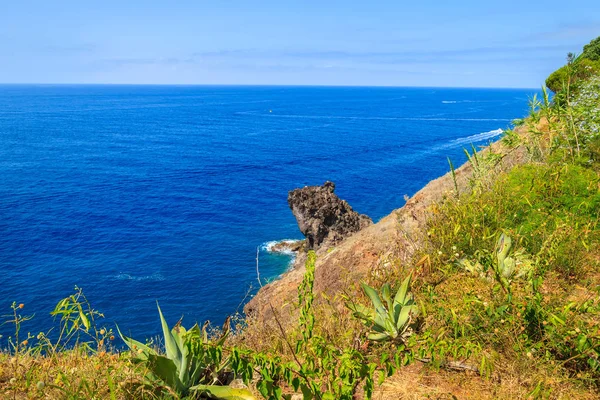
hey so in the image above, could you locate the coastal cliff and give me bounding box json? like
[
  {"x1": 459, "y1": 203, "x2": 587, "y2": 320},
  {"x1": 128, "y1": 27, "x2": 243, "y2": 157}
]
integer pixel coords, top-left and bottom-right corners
[
  {"x1": 3, "y1": 38, "x2": 600, "y2": 399},
  {"x1": 240, "y1": 97, "x2": 600, "y2": 398},
  {"x1": 245, "y1": 133, "x2": 528, "y2": 321}
]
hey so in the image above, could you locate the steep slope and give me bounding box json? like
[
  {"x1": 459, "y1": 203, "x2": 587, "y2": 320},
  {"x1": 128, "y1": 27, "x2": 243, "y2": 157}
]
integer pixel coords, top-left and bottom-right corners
[{"x1": 245, "y1": 131, "x2": 528, "y2": 322}]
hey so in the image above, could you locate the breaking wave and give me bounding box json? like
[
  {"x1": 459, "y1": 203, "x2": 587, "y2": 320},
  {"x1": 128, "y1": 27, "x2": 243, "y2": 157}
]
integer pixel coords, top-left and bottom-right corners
[
  {"x1": 451, "y1": 128, "x2": 504, "y2": 146},
  {"x1": 261, "y1": 239, "x2": 301, "y2": 256},
  {"x1": 434, "y1": 128, "x2": 505, "y2": 151}
]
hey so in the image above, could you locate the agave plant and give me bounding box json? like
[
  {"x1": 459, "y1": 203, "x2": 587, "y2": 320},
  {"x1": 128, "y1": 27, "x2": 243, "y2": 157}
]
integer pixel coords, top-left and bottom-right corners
[
  {"x1": 348, "y1": 274, "x2": 418, "y2": 343},
  {"x1": 119, "y1": 304, "x2": 254, "y2": 400},
  {"x1": 458, "y1": 233, "x2": 532, "y2": 291},
  {"x1": 495, "y1": 233, "x2": 532, "y2": 279}
]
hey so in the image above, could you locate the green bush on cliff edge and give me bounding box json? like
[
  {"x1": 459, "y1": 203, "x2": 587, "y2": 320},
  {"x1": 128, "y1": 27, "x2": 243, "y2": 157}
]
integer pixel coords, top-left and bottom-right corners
[
  {"x1": 582, "y1": 36, "x2": 600, "y2": 61},
  {"x1": 545, "y1": 58, "x2": 600, "y2": 93},
  {"x1": 545, "y1": 36, "x2": 600, "y2": 93}
]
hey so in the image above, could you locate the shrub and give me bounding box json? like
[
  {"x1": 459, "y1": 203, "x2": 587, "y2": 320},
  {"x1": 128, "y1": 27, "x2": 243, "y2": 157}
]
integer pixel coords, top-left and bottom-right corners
[
  {"x1": 231, "y1": 251, "x2": 382, "y2": 399},
  {"x1": 347, "y1": 275, "x2": 419, "y2": 343},
  {"x1": 546, "y1": 65, "x2": 569, "y2": 93},
  {"x1": 119, "y1": 305, "x2": 254, "y2": 399},
  {"x1": 545, "y1": 59, "x2": 600, "y2": 93},
  {"x1": 582, "y1": 35, "x2": 600, "y2": 61}
]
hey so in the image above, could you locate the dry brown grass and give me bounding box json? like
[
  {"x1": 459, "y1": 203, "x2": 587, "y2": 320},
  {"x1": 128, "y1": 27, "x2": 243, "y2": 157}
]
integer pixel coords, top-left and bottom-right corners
[
  {"x1": 0, "y1": 349, "x2": 157, "y2": 399},
  {"x1": 373, "y1": 361, "x2": 598, "y2": 400}
]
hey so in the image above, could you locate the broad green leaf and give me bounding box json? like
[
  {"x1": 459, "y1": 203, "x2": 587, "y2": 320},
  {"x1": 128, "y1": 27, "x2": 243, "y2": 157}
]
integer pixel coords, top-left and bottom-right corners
[
  {"x1": 179, "y1": 340, "x2": 191, "y2": 385},
  {"x1": 396, "y1": 306, "x2": 412, "y2": 332},
  {"x1": 501, "y1": 257, "x2": 516, "y2": 278},
  {"x1": 393, "y1": 274, "x2": 412, "y2": 308},
  {"x1": 116, "y1": 324, "x2": 157, "y2": 361},
  {"x1": 300, "y1": 384, "x2": 314, "y2": 400},
  {"x1": 190, "y1": 384, "x2": 256, "y2": 400},
  {"x1": 496, "y1": 233, "x2": 512, "y2": 266},
  {"x1": 147, "y1": 354, "x2": 185, "y2": 393},
  {"x1": 170, "y1": 324, "x2": 191, "y2": 385},
  {"x1": 256, "y1": 379, "x2": 269, "y2": 398},
  {"x1": 157, "y1": 303, "x2": 183, "y2": 370},
  {"x1": 371, "y1": 322, "x2": 386, "y2": 333},
  {"x1": 367, "y1": 332, "x2": 389, "y2": 341},
  {"x1": 373, "y1": 303, "x2": 390, "y2": 327},
  {"x1": 291, "y1": 377, "x2": 300, "y2": 391},
  {"x1": 378, "y1": 370, "x2": 386, "y2": 385},
  {"x1": 381, "y1": 283, "x2": 392, "y2": 310},
  {"x1": 361, "y1": 282, "x2": 385, "y2": 312},
  {"x1": 381, "y1": 314, "x2": 397, "y2": 338},
  {"x1": 274, "y1": 386, "x2": 283, "y2": 399},
  {"x1": 78, "y1": 306, "x2": 90, "y2": 331}
]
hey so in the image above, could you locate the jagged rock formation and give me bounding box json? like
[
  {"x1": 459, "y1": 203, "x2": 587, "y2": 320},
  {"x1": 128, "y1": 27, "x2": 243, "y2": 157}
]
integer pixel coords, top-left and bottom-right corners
[{"x1": 287, "y1": 181, "x2": 372, "y2": 250}]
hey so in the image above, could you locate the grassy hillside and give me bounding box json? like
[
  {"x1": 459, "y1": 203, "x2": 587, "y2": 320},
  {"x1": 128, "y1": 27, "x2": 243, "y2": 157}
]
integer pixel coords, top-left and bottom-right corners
[{"x1": 2, "y1": 38, "x2": 600, "y2": 399}]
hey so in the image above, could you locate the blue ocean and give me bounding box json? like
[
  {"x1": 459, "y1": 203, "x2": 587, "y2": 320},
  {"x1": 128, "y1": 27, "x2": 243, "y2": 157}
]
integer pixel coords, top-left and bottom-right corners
[{"x1": 0, "y1": 85, "x2": 535, "y2": 339}]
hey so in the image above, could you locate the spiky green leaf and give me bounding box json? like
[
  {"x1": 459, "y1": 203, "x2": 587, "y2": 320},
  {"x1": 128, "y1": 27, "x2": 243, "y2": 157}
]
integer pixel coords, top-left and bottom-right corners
[
  {"x1": 381, "y1": 283, "x2": 393, "y2": 310},
  {"x1": 367, "y1": 332, "x2": 390, "y2": 341},
  {"x1": 393, "y1": 274, "x2": 412, "y2": 308},
  {"x1": 157, "y1": 303, "x2": 185, "y2": 384},
  {"x1": 147, "y1": 354, "x2": 185, "y2": 393},
  {"x1": 496, "y1": 233, "x2": 512, "y2": 266},
  {"x1": 396, "y1": 306, "x2": 412, "y2": 332},
  {"x1": 501, "y1": 257, "x2": 516, "y2": 278},
  {"x1": 361, "y1": 282, "x2": 385, "y2": 311},
  {"x1": 190, "y1": 384, "x2": 256, "y2": 399},
  {"x1": 116, "y1": 324, "x2": 157, "y2": 361}
]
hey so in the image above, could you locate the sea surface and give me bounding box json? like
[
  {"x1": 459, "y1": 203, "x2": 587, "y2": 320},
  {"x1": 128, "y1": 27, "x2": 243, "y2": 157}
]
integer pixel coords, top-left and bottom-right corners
[{"x1": 0, "y1": 85, "x2": 536, "y2": 340}]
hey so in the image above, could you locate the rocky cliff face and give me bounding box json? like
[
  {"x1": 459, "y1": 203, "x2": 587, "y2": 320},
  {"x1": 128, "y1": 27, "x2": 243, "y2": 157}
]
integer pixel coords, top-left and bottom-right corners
[{"x1": 287, "y1": 181, "x2": 372, "y2": 250}]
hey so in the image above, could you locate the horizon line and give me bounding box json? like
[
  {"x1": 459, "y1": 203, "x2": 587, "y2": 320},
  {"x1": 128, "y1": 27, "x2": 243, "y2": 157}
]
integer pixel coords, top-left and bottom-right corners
[{"x1": 0, "y1": 82, "x2": 541, "y2": 90}]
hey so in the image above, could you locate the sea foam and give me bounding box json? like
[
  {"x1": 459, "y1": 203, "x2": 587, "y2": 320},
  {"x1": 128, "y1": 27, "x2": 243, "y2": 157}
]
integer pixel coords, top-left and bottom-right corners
[
  {"x1": 450, "y1": 128, "x2": 504, "y2": 146},
  {"x1": 261, "y1": 239, "x2": 301, "y2": 256},
  {"x1": 432, "y1": 128, "x2": 504, "y2": 152},
  {"x1": 116, "y1": 272, "x2": 166, "y2": 282}
]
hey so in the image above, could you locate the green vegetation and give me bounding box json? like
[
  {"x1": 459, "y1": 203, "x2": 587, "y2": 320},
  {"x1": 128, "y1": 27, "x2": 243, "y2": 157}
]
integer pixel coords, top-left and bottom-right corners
[
  {"x1": 347, "y1": 275, "x2": 418, "y2": 343},
  {"x1": 119, "y1": 305, "x2": 253, "y2": 399},
  {"x1": 415, "y1": 65, "x2": 600, "y2": 397},
  {"x1": 546, "y1": 36, "x2": 600, "y2": 93},
  {"x1": 2, "y1": 37, "x2": 600, "y2": 399},
  {"x1": 228, "y1": 251, "x2": 379, "y2": 400},
  {"x1": 583, "y1": 36, "x2": 600, "y2": 61},
  {"x1": 545, "y1": 58, "x2": 600, "y2": 94},
  {"x1": 0, "y1": 288, "x2": 141, "y2": 399},
  {"x1": 458, "y1": 233, "x2": 534, "y2": 293}
]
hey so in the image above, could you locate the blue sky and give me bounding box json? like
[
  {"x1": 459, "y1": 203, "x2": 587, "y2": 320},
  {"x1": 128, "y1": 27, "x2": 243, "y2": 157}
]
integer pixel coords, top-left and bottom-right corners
[{"x1": 0, "y1": 1, "x2": 598, "y2": 87}]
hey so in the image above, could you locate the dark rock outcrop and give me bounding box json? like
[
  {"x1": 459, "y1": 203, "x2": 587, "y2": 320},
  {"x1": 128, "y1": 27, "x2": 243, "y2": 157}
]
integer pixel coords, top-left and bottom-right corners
[
  {"x1": 287, "y1": 181, "x2": 372, "y2": 250},
  {"x1": 268, "y1": 240, "x2": 305, "y2": 254}
]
